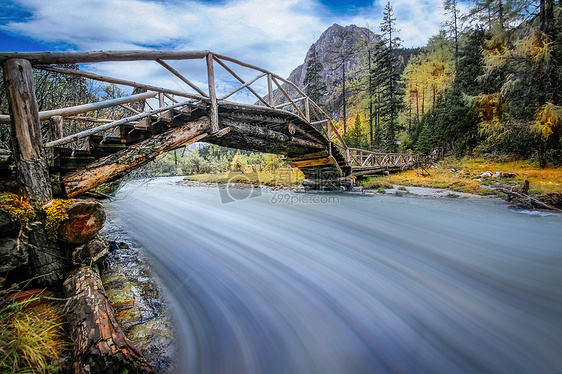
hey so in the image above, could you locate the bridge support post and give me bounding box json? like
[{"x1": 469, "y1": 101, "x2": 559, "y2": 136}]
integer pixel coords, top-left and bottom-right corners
[
  {"x1": 3, "y1": 58, "x2": 67, "y2": 286},
  {"x1": 3, "y1": 58, "x2": 52, "y2": 205}
]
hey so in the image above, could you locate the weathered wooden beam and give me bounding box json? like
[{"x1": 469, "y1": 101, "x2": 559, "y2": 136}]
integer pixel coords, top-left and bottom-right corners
[
  {"x1": 45, "y1": 100, "x2": 193, "y2": 148},
  {"x1": 36, "y1": 65, "x2": 204, "y2": 101},
  {"x1": 0, "y1": 50, "x2": 210, "y2": 65},
  {"x1": 221, "y1": 118, "x2": 324, "y2": 149},
  {"x1": 3, "y1": 58, "x2": 67, "y2": 287},
  {"x1": 267, "y1": 74, "x2": 274, "y2": 106},
  {"x1": 61, "y1": 118, "x2": 210, "y2": 197},
  {"x1": 156, "y1": 59, "x2": 209, "y2": 97},
  {"x1": 284, "y1": 151, "x2": 329, "y2": 162},
  {"x1": 3, "y1": 58, "x2": 52, "y2": 205},
  {"x1": 289, "y1": 157, "x2": 337, "y2": 168},
  {"x1": 206, "y1": 53, "x2": 219, "y2": 133}
]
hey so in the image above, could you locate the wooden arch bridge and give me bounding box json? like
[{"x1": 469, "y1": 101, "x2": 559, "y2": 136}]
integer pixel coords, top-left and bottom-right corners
[{"x1": 0, "y1": 50, "x2": 419, "y2": 198}]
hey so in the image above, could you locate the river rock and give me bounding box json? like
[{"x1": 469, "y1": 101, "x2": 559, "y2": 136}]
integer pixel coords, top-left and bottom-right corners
[
  {"x1": 72, "y1": 236, "x2": 109, "y2": 266},
  {"x1": 58, "y1": 199, "x2": 106, "y2": 244},
  {"x1": 0, "y1": 208, "x2": 18, "y2": 236},
  {"x1": 0, "y1": 236, "x2": 28, "y2": 272}
]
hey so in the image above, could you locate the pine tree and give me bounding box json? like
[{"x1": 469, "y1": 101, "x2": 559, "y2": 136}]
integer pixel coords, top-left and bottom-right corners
[
  {"x1": 372, "y1": 2, "x2": 403, "y2": 152},
  {"x1": 303, "y1": 43, "x2": 326, "y2": 106}
]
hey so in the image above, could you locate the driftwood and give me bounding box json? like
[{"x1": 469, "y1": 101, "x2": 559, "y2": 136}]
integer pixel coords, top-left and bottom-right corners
[
  {"x1": 63, "y1": 267, "x2": 154, "y2": 374},
  {"x1": 495, "y1": 185, "x2": 562, "y2": 212},
  {"x1": 61, "y1": 118, "x2": 210, "y2": 197}
]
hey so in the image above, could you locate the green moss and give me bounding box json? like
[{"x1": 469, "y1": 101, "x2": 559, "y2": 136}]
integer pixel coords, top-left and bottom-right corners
[
  {"x1": 43, "y1": 199, "x2": 73, "y2": 242},
  {"x1": 0, "y1": 193, "x2": 35, "y2": 227}
]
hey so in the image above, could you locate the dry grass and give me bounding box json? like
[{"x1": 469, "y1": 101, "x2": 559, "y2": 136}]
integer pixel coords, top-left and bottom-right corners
[
  {"x1": 0, "y1": 298, "x2": 67, "y2": 374},
  {"x1": 186, "y1": 167, "x2": 305, "y2": 188},
  {"x1": 359, "y1": 158, "x2": 562, "y2": 196}
]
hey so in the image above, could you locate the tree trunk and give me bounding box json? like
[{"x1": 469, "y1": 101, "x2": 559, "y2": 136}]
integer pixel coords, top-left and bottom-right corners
[
  {"x1": 61, "y1": 118, "x2": 211, "y2": 197},
  {"x1": 63, "y1": 267, "x2": 154, "y2": 374}
]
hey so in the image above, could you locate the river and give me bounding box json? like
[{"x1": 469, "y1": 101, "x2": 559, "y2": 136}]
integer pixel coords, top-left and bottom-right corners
[{"x1": 105, "y1": 177, "x2": 562, "y2": 374}]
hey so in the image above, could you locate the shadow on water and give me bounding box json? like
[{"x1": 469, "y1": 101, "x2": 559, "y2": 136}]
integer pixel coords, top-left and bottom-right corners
[{"x1": 105, "y1": 177, "x2": 562, "y2": 374}]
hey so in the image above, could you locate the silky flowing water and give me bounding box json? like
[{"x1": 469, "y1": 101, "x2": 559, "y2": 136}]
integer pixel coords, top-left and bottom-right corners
[{"x1": 105, "y1": 177, "x2": 562, "y2": 374}]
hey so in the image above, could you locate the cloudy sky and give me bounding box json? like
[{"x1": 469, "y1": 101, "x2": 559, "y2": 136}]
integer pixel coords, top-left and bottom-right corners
[{"x1": 0, "y1": 0, "x2": 458, "y2": 102}]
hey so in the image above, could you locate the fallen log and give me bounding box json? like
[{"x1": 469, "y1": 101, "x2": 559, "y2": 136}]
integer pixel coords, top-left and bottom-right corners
[
  {"x1": 495, "y1": 186, "x2": 562, "y2": 213},
  {"x1": 61, "y1": 118, "x2": 210, "y2": 197},
  {"x1": 63, "y1": 266, "x2": 154, "y2": 374}
]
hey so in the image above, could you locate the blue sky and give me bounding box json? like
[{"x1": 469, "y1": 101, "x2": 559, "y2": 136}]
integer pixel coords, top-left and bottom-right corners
[{"x1": 0, "y1": 0, "x2": 458, "y2": 102}]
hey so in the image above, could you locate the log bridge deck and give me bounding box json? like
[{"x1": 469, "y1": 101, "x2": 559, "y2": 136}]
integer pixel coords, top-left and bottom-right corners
[{"x1": 0, "y1": 50, "x2": 419, "y2": 197}]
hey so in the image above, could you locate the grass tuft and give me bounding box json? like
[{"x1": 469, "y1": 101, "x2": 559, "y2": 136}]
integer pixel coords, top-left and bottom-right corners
[{"x1": 0, "y1": 297, "x2": 67, "y2": 374}]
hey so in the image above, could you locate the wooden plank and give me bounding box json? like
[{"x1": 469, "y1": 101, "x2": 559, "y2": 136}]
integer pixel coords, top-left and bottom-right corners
[
  {"x1": 156, "y1": 58, "x2": 209, "y2": 97},
  {"x1": 289, "y1": 157, "x2": 336, "y2": 168},
  {"x1": 206, "y1": 53, "x2": 219, "y2": 133},
  {"x1": 36, "y1": 65, "x2": 205, "y2": 101},
  {"x1": 0, "y1": 50, "x2": 210, "y2": 65},
  {"x1": 284, "y1": 151, "x2": 329, "y2": 162}
]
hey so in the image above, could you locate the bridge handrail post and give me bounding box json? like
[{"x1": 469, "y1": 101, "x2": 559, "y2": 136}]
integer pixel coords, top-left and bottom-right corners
[{"x1": 206, "y1": 53, "x2": 219, "y2": 133}]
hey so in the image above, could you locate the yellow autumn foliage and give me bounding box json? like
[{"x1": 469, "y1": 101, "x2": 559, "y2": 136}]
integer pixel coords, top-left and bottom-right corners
[{"x1": 533, "y1": 103, "x2": 562, "y2": 140}]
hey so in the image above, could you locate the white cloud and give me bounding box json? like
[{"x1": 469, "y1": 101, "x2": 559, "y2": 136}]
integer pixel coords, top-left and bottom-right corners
[{"x1": 3, "y1": 0, "x2": 449, "y2": 96}]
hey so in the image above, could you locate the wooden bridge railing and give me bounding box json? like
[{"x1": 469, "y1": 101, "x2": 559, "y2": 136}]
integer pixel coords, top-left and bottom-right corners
[
  {"x1": 0, "y1": 50, "x2": 347, "y2": 152},
  {"x1": 347, "y1": 148, "x2": 420, "y2": 169}
]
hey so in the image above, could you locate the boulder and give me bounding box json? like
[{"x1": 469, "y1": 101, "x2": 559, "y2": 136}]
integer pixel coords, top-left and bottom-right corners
[{"x1": 58, "y1": 200, "x2": 106, "y2": 244}]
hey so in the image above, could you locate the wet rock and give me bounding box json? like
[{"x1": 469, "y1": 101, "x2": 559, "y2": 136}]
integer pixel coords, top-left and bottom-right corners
[
  {"x1": 0, "y1": 236, "x2": 28, "y2": 272},
  {"x1": 126, "y1": 319, "x2": 174, "y2": 357},
  {"x1": 115, "y1": 307, "x2": 144, "y2": 329},
  {"x1": 106, "y1": 287, "x2": 136, "y2": 310}
]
